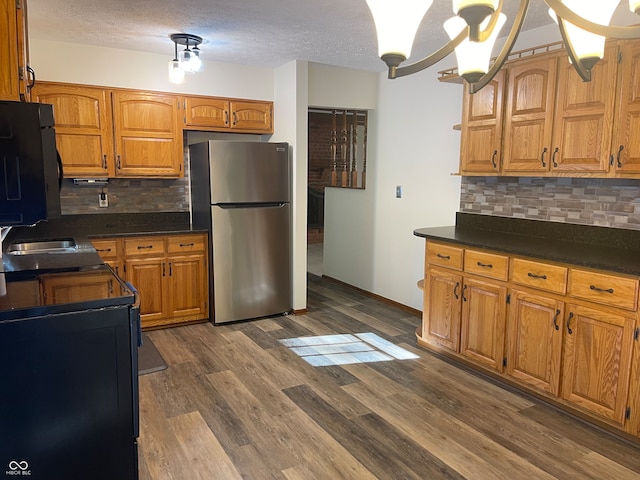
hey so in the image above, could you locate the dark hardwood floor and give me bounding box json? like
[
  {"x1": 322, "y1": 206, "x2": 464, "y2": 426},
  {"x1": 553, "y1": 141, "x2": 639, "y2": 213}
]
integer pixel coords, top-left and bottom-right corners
[{"x1": 138, "y1": 274, "x2": 640, "y2": 479}]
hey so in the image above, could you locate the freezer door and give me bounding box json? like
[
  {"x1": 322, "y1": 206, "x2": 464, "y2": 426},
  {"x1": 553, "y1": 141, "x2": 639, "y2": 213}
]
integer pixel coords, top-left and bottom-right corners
[
  {"x1": 208, "y1": 141, "x2": 290, "y2": 204},
  {"x1": 212, "y1": 202, "x2": 291, "y2": 323}
]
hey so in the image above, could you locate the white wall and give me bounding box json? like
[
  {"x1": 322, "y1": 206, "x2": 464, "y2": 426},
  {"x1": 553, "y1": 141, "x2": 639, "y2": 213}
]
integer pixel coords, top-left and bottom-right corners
[
  {"x1": 308, "y1": 62, "x2": 379, "y2": 109},
  {"x1": 271, "y1": 61, "x2": 309, "y2": 312},
  {"x1": 322, "y1": 23, "x2": 563, "y2": 311},
  {"x1": 29, "y1": 39, "x2": 274, "y2": 99},
  {"x1": 325, "y1": 67, "x2": 462, "y2": 310}
]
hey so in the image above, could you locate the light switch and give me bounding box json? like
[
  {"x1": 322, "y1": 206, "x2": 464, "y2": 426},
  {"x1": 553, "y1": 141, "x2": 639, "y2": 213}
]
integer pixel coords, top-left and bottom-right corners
[
  {"x1": 396, "y1": 185, "x2": 402, "y2": 198},
  {"x1": 99, "y1": 192, "x2": 108, "y2": 208}
]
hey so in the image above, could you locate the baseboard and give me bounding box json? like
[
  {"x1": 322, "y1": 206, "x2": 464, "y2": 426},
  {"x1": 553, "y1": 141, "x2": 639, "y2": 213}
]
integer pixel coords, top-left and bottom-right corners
[{"x1": 321, "y1": 275, "x2": 422, "y2": 317}]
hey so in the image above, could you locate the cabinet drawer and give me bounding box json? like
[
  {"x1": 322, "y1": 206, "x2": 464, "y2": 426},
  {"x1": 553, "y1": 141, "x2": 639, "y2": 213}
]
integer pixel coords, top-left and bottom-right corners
[
  {"x1": 91, "y1": 239, "x2": 119, "y2": 260},
  {"x1": 167, "y1": 234, "x2": 206, "y2": 254},
  {"x1": 511, "y1": 258, "x2": 567, "y2": 295},
  {"x1": 464, "y1": 249, "x2": 509, "y2": 281},
  {"x1": 124, "y1": 237, "x2": 165, "y2": 257},
  {"x1": 426, "y1": 242, "x2": 463, "y2": 270},
  {"x1": 569, "y1": 269, "x2": 638, "y2": 311}
]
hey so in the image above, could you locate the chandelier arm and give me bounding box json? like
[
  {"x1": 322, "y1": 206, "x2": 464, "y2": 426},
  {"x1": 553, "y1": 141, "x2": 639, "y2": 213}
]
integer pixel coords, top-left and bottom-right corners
[
  {"x1": 469, "y1": 0, "x2": 530, "y2": 94},
  {"x1": 557, "y1": 16, "x2": 591, "y2": 82},
  {"x1": 544, "y1": 0, "x2": 640, "y2": 39},
  {"x1": 392, "y1": 29, "x2": 467, "y2": 79},
  {"x1": 477, "y1": 0, "x2": 504, "y2": 43}
]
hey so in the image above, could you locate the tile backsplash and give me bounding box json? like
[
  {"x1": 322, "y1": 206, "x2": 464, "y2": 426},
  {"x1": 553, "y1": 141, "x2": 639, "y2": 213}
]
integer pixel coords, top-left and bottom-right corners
[
  {"x1": 60, "y1": 176, "x2": 189, "y2": 215},
  {"x1": 460, "y1": 177, "x2": 640, "y2": 230}
]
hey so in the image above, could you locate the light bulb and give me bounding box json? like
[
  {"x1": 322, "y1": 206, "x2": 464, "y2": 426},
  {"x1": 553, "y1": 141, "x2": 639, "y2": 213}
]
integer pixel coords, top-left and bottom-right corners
[
  {"x1": 548, "y1": 0, "x2": 619, "y2": 63},
  {"x1": 444, "y1": 13, "x2": 506, "y2": 84},
  {"x1": 366, "y1": 0, "x2": 434, "y2": 62},
  {"x1": 168, "y1": 59, "x2": 185, "y2": 84},
  {"x1": 190, "y1": 46, "x2": 203, "y2": 72}
]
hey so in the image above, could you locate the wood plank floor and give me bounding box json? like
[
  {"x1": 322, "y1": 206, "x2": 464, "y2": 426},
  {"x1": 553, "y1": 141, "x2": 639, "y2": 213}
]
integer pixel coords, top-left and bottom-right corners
[{"x1": 138, "y1": 274, "x2": 640, "y2": 479}]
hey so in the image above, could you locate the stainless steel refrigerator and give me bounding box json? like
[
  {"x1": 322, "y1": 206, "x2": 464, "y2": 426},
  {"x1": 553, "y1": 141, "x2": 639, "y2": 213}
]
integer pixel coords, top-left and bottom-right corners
[{"x1": 189, "y1": 141, "x2": 291, "y2": 324}]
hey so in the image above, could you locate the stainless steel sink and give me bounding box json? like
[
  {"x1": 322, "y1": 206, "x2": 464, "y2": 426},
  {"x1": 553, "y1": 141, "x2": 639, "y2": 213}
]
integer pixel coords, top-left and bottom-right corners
[{"x1": 6, "y1": 239, "x2": 78, "y2": 255}]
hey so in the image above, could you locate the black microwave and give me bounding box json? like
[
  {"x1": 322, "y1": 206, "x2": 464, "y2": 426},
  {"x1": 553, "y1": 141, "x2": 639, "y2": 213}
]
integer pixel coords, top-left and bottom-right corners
[{"x1": 0, "y1": 101, "x2": 62, "y2": 226}]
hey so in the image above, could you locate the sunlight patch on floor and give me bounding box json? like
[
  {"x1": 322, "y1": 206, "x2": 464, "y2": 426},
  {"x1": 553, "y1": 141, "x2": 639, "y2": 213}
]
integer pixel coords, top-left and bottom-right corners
[{"x1": 279, "y1": 333, "x2": 419, "y2": 366}]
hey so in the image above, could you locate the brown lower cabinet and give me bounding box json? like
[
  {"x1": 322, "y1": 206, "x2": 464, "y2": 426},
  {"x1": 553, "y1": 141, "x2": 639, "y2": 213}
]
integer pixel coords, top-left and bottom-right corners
[
  {"x1": 91, "y1": 233, "x2": 209, "y2": 330},
  {"x1": 419, "y1": 240, "x2": 640, "y2": 438}
]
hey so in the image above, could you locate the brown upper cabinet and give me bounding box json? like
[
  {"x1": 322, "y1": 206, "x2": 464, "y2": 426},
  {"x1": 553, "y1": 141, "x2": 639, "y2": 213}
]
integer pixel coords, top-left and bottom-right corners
[
  {"x1": 0, "y1": 0, "x2": 31, "y2": 101},
  {"x1": 182, "y1": 95, "x2": 273, "y2": 133},
  {"x1": 31, "y1": 82, "x2": 183, "y2": 178},
  {"x1": 458, "y1": 40, "x2": 640, "y2": 178}
]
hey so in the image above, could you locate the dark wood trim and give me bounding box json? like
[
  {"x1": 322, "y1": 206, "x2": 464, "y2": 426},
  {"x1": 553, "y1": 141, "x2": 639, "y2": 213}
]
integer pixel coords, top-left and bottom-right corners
[{"x1": 291, "y1": 308, "x2": 308, "y2": 315}]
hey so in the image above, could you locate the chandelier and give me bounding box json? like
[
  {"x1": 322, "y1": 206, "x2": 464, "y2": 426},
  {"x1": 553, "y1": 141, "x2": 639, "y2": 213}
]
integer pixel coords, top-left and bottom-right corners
[
  {"x1": 366, "y1": 0, "x2": 640, "y2": 93},
  {"x1": 168, "y1": 33, "x2": 204, "y2": 84}
]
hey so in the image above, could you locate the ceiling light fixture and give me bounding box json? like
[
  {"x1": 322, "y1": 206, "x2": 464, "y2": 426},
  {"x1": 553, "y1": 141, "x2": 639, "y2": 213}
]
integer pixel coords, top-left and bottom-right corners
[
  {"x1": 168, "y1": 33, "x2": 203, "y2": 84},
  {"x1": 366, "y1": 0, "x2": 640, "y2": 93}
]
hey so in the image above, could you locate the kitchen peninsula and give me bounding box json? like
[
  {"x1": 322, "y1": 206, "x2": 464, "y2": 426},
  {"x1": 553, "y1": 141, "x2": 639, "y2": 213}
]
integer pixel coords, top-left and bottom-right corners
[
  {"x1": 3, "y1": 212, "x2": 209, "y2": 330},
  {"x1": 415, "y1": 212, "x2": 640, "y2": 442}
]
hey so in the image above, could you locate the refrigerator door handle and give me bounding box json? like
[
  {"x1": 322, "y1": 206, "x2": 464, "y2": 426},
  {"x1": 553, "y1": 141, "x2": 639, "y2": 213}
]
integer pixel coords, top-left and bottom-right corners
[{"x1": 216, "y1": 202, "x2": 288, "y2": 209}]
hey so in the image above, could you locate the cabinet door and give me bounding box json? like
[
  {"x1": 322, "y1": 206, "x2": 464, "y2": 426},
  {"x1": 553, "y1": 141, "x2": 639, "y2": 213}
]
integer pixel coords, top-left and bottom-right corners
[
  {"x1": 459, "y1": 70, "x2": 505, "y2": 174},
  {"x1": 40, "y1": 271, "x2": 117, "y2": 305},
  {"x1": 423, "y1": 267, "x2": 462, "y2": 351},
  {"x1": 460, "y1": 277, "x2": 507, "y2": 372},
  {"x1": 551, "y1": 44, "x2": 618, "y2": 174},
  {"x1": 0, "y1": 0, "x2": 21, "y2": 100},
  {"x1": 31, "y1": 83, "x2": 114, "y2": 177},
  {"x1": 229, "y1": 101, "x2": 273, "y2": 132},
  {"x1": 506, "y1": 290, "x2": 564, "y2": 395},
  {"x1": 125, "y1": 257, "x2": 167, "y2": 328},
  {"x1": 561, "y1": 303, "x2": 634, "y2": 425},
  {"x1": 112, "y1": 91, "x2": 183, "y2": 177},
  {"x1": 15, "y1": 0, "x2": 29, "y2": 101},
  {"x1": 502, "y1": 56, "x2": 558, "y2": 174},
  {"x1": 167, "y1": 253, "x2": 208, "y2": 322},
  {"x1": 183, "y1": 96, "x2": 229, "y2": 128},
  {"x1": 612, "y1": 40, "x2": 640, "y2": 175}
]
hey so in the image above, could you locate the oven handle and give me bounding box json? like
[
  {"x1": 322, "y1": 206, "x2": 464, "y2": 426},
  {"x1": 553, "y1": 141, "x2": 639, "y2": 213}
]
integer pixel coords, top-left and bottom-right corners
[{"x1": 125, "y1": 281, "x2": 141, "y2": 439}]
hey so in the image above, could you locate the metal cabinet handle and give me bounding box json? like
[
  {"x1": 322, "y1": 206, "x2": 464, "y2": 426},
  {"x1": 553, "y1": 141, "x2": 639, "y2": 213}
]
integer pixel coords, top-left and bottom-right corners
[
  {"x1": 137, "y1": 245, "x2": 153, "y2": 249},
  {"x1": 527, "y1": 272, "x2": 547, "y2": 280},
  {"x1": 590, "y1": 284, "x2": 614, "y2": 294},
  {"x1": 462, "y1": 284, "x2": 468, "y2": 302},
  {"x1": 551, "y1": 147, "x2": 559, "y2": 167},
  {"x1": 162, "y1": 262, "x2": 166, "y2": 277},
  {"x1": 566, "y1": 312, "x2": 574, "y2": 334},
  {"x1": 26, "y1": 66, "x2": 36, "y2": 88},
  {"x1": 169, "y1": 262, "x2": 172, "y2": 276},
  {"x1": 102, "y1": 154, "x2": 108, "y2": 169},
  {"x1": 233, "y1": 111, "x2": 238, "y2": 126},
  {"x1": 491, "y1": 150, "x2": 498, "y2": 169},
  {"x1": 179, "y1": 243, "x2": 195, "y2": 247},
  {"x1": 96, "y1": 248, "x2": 112, "y2": 253},
  {"x1": 616, "y1": 144, "x2": 624, "y2": 168},
  {"x1": 436, "y1": 253, "x2": 451, "y2": 260},
  {"x1": 116, "y1": 155, "x2": 121, "y2": 169},
  {"x1": 224, "y1": 110, "x2": 229, "y2": 126},
  {"x1": 540, "y1": 147, "x2": 548, "y2": 167},
  {"x1": 453, "y1": 281, "x2": 460, "y2": 300},
  {"x1": 553, "y1": 309, "x2": 560, "y2": 331},
  {"x1": 477, "y1": 261, "x2": 493, "y2": 268}
]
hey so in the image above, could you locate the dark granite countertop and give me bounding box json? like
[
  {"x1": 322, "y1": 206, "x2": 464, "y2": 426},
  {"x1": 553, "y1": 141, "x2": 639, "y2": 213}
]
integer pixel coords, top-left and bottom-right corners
[
  {"x1": 414, "y1": 213, "x2": 640, "y2": 276},
  {"x1": 2, "y1": 212, "x2": 206, "y2": 273}
]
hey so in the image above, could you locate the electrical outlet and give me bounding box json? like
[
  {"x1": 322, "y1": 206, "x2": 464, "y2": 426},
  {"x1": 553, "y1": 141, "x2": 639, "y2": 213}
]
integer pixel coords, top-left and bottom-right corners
[
  {"x1": 99, "y1": 192, "x2": 108, "y2": 208},
  {"x1": 396, "y1": 185, "x2": 402, "y2": 198}
]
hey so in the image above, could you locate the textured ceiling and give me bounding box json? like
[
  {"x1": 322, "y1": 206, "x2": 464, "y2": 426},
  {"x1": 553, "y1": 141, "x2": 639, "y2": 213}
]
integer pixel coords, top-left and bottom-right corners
[{"x1": 27, "y1": 1, "x2": 561, "y2": 72}]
